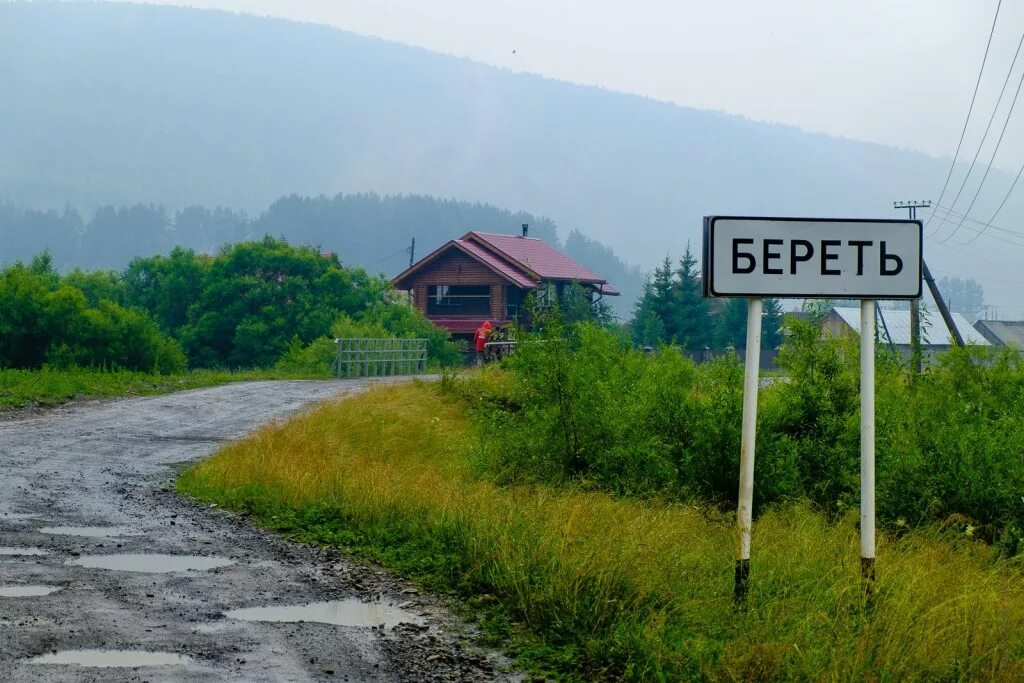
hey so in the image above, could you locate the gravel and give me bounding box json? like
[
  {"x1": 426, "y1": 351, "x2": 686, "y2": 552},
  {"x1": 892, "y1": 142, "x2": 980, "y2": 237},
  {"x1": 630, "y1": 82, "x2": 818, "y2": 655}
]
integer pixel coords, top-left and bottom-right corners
[{"x1": 0, "y1": 379, "x2": 518, "y2": 682}]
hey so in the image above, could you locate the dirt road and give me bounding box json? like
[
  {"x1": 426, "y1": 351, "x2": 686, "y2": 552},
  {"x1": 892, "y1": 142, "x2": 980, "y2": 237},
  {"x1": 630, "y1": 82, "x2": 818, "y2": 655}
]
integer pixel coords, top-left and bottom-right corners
[{"x1": 0, "y1": 380, "x2": 511, "y2": 682}]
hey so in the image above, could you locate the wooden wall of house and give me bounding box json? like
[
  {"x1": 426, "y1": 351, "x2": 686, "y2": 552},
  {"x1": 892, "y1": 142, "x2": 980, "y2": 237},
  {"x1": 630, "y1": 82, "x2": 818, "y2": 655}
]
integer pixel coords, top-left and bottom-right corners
[{"x1": 408, "y1": 250, "x2": 506, "y2": 320}]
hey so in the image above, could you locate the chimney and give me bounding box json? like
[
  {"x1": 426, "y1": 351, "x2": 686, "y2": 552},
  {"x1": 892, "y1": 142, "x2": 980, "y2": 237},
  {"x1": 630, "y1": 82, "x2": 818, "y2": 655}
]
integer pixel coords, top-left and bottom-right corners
[{"x1": 521, "y1": 223, "x2": 529, "y2": 238}]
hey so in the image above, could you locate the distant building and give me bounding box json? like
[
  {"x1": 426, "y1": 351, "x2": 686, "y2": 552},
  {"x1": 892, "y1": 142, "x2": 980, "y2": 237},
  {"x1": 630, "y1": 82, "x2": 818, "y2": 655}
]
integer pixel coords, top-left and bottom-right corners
[
  {"x1": 822, "y1": 306, "x2": 989, "y2": 361},
  {"x1": 973, "y1": 320, "x2": 1024, "y2": 348},
  {"x1": 391, "y1": 227, "x2": 618, "y2": 339}
]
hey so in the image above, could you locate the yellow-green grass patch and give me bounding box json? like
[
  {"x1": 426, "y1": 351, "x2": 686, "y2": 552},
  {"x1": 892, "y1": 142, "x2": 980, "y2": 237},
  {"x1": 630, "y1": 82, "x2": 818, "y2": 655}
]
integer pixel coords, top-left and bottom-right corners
[{"x1": 179, "y1": 382, "x2": 1024, "y2": 681}]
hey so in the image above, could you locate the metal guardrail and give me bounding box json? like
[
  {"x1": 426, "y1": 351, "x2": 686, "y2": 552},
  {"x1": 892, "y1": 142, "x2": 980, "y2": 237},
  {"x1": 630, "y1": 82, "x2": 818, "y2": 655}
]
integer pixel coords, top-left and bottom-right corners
[{"x1": 334, "y1": 338, "x2": 428, "y2": 378}]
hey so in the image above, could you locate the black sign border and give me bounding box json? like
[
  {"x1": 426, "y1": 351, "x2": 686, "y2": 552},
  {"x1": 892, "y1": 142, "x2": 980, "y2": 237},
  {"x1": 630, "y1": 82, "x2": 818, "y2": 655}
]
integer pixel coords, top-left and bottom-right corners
[{"x1": 702, "y1": 215, "x2": 923, "y2": 300}]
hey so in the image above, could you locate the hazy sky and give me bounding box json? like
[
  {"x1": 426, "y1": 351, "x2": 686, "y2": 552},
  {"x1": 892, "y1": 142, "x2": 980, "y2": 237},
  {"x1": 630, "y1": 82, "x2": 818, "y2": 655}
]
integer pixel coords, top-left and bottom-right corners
[{"x1": 105, "y1": 0, "x2": 1024, "y2": 166}]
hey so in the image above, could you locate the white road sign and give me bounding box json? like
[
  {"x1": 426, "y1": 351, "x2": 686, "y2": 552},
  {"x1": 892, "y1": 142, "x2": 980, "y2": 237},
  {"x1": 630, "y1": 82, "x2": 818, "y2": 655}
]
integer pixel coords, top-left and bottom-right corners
[{"x1": 702, "y1": 216, "x2": 922, "y2": 299}]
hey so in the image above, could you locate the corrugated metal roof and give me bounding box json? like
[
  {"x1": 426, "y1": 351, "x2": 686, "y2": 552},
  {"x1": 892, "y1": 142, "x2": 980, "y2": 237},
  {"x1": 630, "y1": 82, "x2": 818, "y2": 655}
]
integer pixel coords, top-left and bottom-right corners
[
  {"x1": 974, "y1": 320, "x2": 1024, "y2": 347},
  {"x1": 465, "y1": 231, "x2": 607, "y2": 284},
  {"x1": 456, "y1": 240, "x2": 538, "y2": 289},
  {"x1": 831, "y1": 307, "x2": 990, "y2": 346}
]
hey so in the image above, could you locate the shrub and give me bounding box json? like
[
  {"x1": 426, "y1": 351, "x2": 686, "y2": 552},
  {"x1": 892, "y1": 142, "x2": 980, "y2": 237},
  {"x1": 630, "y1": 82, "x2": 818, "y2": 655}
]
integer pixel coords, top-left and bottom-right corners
[{"x1": 449, "y1": 310, "x2": 1024, "y2": 555}]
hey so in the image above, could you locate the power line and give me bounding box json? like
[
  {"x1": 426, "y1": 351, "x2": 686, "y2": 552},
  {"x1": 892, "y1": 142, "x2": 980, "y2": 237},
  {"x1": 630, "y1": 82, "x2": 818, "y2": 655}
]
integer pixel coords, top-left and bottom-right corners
[
  {"x1": 930, "y1": 203, "x2": 1024, "y2": 245},
  {"x1": 365, "y1": 246, "x2": 410, "y2": 267},
  {"x1": 963, "y1": 157, "x2": 1024, "y2": 243},
  {"x1": 938, "y1": 60, "x2": 1024, "y2": 243},
  {"x1": 933, "y1": 30, "x2": 1024, "y2": 238},
  {"x1": 925, "y1": 0, "x2": 1003, "y2": 231}
]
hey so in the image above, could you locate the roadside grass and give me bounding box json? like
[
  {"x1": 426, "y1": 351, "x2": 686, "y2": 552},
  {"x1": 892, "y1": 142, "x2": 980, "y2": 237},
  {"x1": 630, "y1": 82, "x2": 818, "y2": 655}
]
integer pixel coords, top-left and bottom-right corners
[
  {"x1": 178, "y1": 382, "x2": 1024, "y2": 681},
  {"x1": 0, "y1": 367, "x2": 325, "y2": 412}
]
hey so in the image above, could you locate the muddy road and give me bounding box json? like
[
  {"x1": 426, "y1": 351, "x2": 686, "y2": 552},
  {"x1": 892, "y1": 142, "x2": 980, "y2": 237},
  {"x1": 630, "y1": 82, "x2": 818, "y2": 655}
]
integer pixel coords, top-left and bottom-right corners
[{"x1": 0, "y1": 380, "x2": 512, "y2": 682}]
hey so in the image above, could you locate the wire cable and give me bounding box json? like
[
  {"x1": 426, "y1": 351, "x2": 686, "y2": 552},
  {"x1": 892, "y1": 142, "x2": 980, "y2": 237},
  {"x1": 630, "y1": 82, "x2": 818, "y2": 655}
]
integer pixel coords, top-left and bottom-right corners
[
  {"x1": 925, "y1": 0, "x2": 1003, "y2": 232},
  {"x1": 963, "y1": 158, "x2": 1024, "y2": 243},
  {"x1": 932, "y1": 203, "x2": 1024, "y2": 241},
  {"x1": 933, "y1": 30, "x2": 1024, "y2": 239},
  {"x1": 938, "y1": 61, "x2": 1024, "y2": 243}
]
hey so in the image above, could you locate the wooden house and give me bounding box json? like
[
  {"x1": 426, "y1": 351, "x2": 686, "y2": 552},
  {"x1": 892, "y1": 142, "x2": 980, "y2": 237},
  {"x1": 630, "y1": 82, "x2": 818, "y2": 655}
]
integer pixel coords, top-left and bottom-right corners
[{"x1": 391, "y1": 226, "x2": 618, "y2": 338}]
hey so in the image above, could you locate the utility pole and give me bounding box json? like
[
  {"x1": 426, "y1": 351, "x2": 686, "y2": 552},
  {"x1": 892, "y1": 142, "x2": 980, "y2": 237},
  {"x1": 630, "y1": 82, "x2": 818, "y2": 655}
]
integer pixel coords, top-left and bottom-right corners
[
  {"x1": 893, "y1": 201, "x2": 963, "y2": 374},
  {"x1": 894, "y1": 201, "x2": 930, "y2": 373},
  {"x1": 407, "y1": 237, "x2": 415, "y2": 268}
]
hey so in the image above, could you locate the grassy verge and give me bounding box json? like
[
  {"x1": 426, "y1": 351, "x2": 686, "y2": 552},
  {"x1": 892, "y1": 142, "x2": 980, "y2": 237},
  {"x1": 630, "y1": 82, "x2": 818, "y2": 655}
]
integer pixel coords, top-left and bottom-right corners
[
  {"x1": 0, "y1": 367, "x2": 324, "y2": 412},
  {"x1": 178, "y1": 382, "x2": 1024, "y2": 681}
]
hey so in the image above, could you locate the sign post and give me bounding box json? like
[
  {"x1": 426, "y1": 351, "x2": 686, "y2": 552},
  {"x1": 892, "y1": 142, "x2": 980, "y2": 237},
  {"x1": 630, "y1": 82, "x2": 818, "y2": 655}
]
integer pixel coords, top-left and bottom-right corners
[
  {"x1": 859, "y1": 299, "x2": 876, "y2": 590},
  {"x1": 703, "y1": 216, "x2": 922, "y2": 602},
  {"x1": 735, "y1": 297, "x2": 762, "y2": 602}
]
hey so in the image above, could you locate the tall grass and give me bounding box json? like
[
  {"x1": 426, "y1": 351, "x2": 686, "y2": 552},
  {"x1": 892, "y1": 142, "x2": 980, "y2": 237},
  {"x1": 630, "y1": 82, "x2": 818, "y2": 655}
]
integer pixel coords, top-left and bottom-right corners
[{"x1": 179, "y1": 382, "x2": 1024, "y2": 681}]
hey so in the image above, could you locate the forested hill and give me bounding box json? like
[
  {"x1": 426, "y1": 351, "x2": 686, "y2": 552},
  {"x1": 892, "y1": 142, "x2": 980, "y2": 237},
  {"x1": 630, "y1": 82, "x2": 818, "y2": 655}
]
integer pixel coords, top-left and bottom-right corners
[
  {"x1": 0, "y1": 194, "x2": 645, "y2": 316},
  {"x1": 5, "y1": 2, "x2": 1024, "y2": 273}
]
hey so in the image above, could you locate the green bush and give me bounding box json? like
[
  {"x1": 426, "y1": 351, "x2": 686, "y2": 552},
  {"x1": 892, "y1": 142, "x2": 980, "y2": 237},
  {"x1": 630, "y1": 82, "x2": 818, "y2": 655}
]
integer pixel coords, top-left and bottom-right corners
[
  {"x1": 448, "y1": 310, "x2": 1024, "y2": 555},
  {"x1": 0, "y1": 262, "x2": 185, "y2": 373},
  {"x1": 274, "y1": 307, "x2": 463, "y2": 375}
]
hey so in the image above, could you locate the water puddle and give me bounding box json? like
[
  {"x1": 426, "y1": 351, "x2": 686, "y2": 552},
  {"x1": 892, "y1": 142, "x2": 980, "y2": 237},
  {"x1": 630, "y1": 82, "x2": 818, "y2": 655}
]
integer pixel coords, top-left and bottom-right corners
[
  {"x1": 28, "y1": 649, "x2": 191, "y2": 667},
  {"x1": 0, "y1": 585, "x2": 62, "y2": 597},
  {"x1": 67, "y1": 553, "x2": 234, "y2": 573},
  {"x1": 1, "y1": 513, "x2": 38, "y2": 521},
  {"x1": 39, "y1": 526, "x2": 135, "y2": 538},
  {"x1": 224, "y1": 598, "x2": 425, "y2": 628},
  {"x1": 0, "y1": 547, "x2": 49, "y2": 556}
]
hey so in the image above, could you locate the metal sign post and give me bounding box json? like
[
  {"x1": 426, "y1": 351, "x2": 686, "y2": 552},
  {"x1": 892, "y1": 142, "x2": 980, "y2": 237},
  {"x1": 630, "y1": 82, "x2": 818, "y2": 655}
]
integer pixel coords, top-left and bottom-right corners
[
  {"x1": 859, "y1": 300, "x2": 876, "y2": 590},
  {"x1": 702, "y1": 216, "x2": 922, "y2": 602},
  {"x1": 735, "y1": 297, "x2": 762, "y2": 602}
]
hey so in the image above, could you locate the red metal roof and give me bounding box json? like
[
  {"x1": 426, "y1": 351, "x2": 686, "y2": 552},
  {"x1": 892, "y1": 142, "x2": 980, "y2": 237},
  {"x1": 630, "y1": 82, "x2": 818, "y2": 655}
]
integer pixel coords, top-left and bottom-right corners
[
  {"x1": 390, "y1": 230, "x2": 618, "y2": 296},
  {"x1": 457, "y1": 239, "x2": 537, "y2": 289},
  {"x1": 464, "y1": 231, "x2": 607, "y2": 284}
]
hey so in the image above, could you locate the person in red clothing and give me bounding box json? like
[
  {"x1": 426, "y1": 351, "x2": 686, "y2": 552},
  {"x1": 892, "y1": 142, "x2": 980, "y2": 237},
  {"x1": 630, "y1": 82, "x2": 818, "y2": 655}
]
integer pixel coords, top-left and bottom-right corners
[{"x1": 474, "y1": 320, "x2": 492, "y2": 366}]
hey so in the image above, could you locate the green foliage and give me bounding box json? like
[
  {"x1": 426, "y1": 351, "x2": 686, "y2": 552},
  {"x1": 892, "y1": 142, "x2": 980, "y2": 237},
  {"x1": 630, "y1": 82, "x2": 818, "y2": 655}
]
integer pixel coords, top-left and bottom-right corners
[
  {"x1": 630, "y1": 246, "x2": 782, "y2": 350},
  {"x1": 0, "y1": 262, "x2": 185, "y2": 373},
  {"x1": 452, "y1": 312, "x2": 1024, "y2": 555},
  {"x1": 123, "y1": 247, "x2": 209, "y2": 334},
  {"x1": 3, "y1": 240, "x2": 458, "y2": 375},
  {"x1": 275, "y1": 303, "x2": 463, "y2": 375},
  {"x1": 179, "y1": 236, "x2": 388, "y2": 368}
]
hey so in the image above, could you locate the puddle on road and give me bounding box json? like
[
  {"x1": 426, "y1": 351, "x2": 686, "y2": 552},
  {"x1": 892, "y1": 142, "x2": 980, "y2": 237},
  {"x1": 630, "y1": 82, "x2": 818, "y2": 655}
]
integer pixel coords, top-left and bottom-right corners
[
  {"x1": 39, "y1": 526, "x2": 135, "y2": 538},
  {"x1": 67, "y1": 553, "x2": 234, "y2": 573},
  {"x1": 0, "y1": 585, "x2": 63, "y2": 597},
  {"x1": 0, "y1": 547, "x2": 49, "y2": 556},
  {"x1": 28, "y1": 649, "x2": 192, "y2": 667},
  {"x1": 224, "y1": 598, "x2": 425, "y2": 628}
]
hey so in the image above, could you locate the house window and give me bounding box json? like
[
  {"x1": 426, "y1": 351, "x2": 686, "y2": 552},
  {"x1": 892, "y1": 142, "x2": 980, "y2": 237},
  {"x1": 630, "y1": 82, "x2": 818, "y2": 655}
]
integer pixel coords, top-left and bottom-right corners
[
  {"x1": 506, "y1": 285, "x2": 522, "y2": 319},
  {"x1": 427, "y1": 285, "x2": 491, "y2": 316}
]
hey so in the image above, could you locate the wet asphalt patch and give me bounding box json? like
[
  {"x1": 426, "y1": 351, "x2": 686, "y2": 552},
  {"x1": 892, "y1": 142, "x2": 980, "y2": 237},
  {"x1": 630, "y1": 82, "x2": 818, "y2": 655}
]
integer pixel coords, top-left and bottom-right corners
[
  {"x1": 0, "y1": 585, "x2": 63, "y2": 597},
  {"x1": 224, "y1": 598, "x2": 426, "y2": 628},
  {"x1": 28, "y1": 649, "x2": 192, "y2": 668},
  {"x1": 67, "y1": 553, "x2": 236, "y2": 573}
]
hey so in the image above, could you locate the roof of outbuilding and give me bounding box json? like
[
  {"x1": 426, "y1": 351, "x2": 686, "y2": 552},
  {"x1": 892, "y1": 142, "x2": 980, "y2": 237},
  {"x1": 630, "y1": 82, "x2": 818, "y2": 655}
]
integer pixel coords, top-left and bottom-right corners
[
  {"x1": 830, "y1": 307, "x2": 989, "y2": 346},
  {"x1": 974, "y1": 320, "x2": 1024, "y2": 347}
]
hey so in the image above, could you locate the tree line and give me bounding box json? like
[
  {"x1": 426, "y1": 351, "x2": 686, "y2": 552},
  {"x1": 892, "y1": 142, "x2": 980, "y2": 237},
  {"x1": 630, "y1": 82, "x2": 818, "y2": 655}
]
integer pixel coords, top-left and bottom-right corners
[
  {"x1": 0, "y1": 237, "x2": 458, "y2": 374},
  {"x1": 630, "y1": 247, "x2": 783, "y2": 351},
  {"x1": 0, "y1": 193, "x2": 644, "y2": 317}
]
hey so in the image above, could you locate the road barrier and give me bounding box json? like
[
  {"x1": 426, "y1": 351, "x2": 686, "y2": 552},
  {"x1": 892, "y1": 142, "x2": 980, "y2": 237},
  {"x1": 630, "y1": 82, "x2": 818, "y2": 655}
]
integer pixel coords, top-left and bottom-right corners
[{"x1": 334, "y1": 338, "x2": 428, "y2": 378}]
